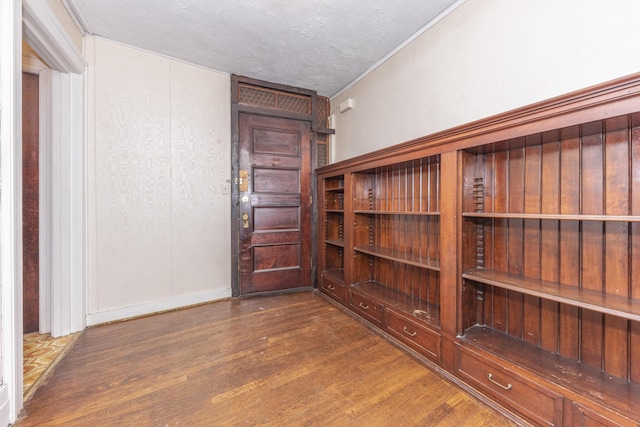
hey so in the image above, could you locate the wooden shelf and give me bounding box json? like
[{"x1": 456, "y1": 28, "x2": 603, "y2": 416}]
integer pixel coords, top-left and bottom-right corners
[
  {"x1": 355, "y1": 210, "x2": 440, "y2": 216},
  {"x1": 354, "y1": 245, "x2": 440, "y2": 271},
  {"x1": 325, "y1": 209, "x2": 344, "y2": 214},
  {"x1": 460, "y1": 326, "x2": 640, "y2": 421},
  {"x1": 325, "y1": 187, "x2": 344, "y2": 192},
  {"x1": 324, "y1": 239, "x2": 344, "y2": 248},
  {"x1": 323, "y1": 268, "x2": 344, "y2": 283},
  {"x1": 462, "y1": 212, "x2": 640, "y2": 222},
  {"x1": 352, "y1": 281, "x2": 440, "y2": 326},
  {"x1": 462, "y1": 268, "x2": 640, "y2": 322}
]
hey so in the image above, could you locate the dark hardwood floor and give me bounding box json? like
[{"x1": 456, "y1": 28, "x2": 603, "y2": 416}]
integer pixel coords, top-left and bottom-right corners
[{"x1": 15, "y1": 292, "x2": 519, "y2": 426}]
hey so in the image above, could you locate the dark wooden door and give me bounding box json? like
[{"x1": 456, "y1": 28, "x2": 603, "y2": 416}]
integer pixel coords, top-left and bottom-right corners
[
  {"x1": 238, "y1": 113, "x2": 312, "y2": 295},
  {"x1": 23, "y1": 72, "x2": 39, "y2": 333}
]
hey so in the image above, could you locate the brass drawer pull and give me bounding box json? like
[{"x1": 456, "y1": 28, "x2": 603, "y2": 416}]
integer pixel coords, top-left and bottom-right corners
[
  {"x1": 488, "y1": 373, "x2": 512, "y2": 390},
  {"x1": 359, "y1": 302, "x2": 369, "y2": 310},
  {"x1": 402, "y1": 326, "x2": 417, "y2": 337},
  {"x1": 327, "y1": 285, "x2": 335, "y2": 291}
]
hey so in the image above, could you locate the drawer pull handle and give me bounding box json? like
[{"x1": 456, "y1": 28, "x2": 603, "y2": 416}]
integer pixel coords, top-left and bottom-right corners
[
  {"x1": 327, "y1": 285, "x2": 335, "y2": 291},
  {"x1": 402, "y1": 327, "x2": 417, "y2": 337},
  {"x1": 488, "y1": 373, "x2": 512, "y2": 390},
  {"x1": 359, "y1": 302, "x2": 370, "y2": 310}
]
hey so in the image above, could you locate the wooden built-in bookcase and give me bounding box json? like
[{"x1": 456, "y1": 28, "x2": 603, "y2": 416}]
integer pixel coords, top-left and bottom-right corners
[{"x1": 317, "y1": 73, "x2": 640, "y2": 426}]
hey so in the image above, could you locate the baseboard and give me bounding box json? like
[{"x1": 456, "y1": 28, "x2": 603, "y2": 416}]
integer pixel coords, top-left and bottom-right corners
[{"x1": 85, "y1": 288, "x2": 232, "y2": 326}]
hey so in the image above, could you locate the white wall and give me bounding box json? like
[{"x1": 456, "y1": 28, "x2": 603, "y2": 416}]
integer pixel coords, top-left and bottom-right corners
[
  {"x1": 85, "y1": 37, "x2": 231, "y2": 325},
  {"x1": 331, "y1": 0, "x2": 640, "y2": 161}
]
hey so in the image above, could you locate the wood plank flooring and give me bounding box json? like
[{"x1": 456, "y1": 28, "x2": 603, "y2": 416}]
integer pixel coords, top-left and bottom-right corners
[{"x1": 15, "y1": 292, "x2": 519, "y2": 426}]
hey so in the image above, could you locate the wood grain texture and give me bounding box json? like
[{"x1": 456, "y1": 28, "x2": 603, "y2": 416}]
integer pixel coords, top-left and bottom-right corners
[
  {"x1": 16, "y1": 293, "x2": 517, "y2": 426},
  {"x1": 22, "y1": 72, "x2": 40, "y2": 334}
]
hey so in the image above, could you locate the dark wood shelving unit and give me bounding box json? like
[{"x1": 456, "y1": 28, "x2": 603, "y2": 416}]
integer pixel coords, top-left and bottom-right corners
[{"x1": 317, "y1": 73, "x2": 640, "y2": 426}]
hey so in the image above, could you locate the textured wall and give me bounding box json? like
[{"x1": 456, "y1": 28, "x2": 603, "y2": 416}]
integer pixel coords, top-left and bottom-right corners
[
  {"x1": 86, "y1": 37, "x2": 231, "y2": 320},
  {"x1": 331, "y1": 0, "x2": 640, "y2": 161}
]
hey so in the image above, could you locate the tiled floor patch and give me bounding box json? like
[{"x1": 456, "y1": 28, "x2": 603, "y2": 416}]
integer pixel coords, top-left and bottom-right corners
[{"x1": 23, "y1": 332, "x2": 79, "y2": 400}]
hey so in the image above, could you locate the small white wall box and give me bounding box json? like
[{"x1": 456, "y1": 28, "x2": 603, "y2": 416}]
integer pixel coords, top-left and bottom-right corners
[{"x1": 339, "y1": 98, "x2": 354, "y2": 113}]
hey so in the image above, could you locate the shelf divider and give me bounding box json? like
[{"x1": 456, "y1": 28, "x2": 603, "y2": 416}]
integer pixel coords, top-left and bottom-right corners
[
  {"x1": 354, "y1": 245, "x2": 440, "y2": 271},
  {"x1": 462, "y1": 212, "x2": 640, "y2": 222},
  {"x1": 462, "y1": 268, "x2": 640, "y2": 322}
]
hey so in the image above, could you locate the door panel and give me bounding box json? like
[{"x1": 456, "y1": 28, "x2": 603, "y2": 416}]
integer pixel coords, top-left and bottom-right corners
[{"x1": 239, "y1": 113, "x2": 311, "y2": 295}]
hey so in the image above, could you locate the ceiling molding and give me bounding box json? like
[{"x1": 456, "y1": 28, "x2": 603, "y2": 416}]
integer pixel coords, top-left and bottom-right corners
[
  {"x1": 330, "y1": 0, "x2": 467, "y2": 100},
  {"x1": 60, "y1": 0, "x2": 90, "y2": 35},
  {"x1": 23, "y1": 0, "x2": 86, "y2": 74}
]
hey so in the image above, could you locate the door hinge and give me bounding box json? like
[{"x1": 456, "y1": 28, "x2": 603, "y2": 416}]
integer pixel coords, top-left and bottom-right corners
[{"x1": 310, "y1": 195, "x2": 313, "y2": 205}]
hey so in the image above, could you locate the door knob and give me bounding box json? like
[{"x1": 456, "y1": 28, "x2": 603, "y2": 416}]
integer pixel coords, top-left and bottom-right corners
[{"x1": 242, "y1": 213, "x2": 249, "y2": 228}]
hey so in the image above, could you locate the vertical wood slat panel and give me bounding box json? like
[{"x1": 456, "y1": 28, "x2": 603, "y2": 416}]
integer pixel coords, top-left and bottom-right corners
[
  {"x1": 492, "y1": 150, "x2": 508, "y2": 333},
  {"x1": 482, "y1": 153, "x2": 495, "y2": 328},
  {"x1": 559, "y1": 126, "x2": 581, "y2": 360},
  {"x1": 507, "y1": 143, "x2": 525, "y2": 339},
  {"x1": 413, "y1": 161, "x2": 420, "y2": 212},
  {"x1": 431, "y1": 158, "x2": 440, "y2": 260},
  {"x1": 523, "y1": 137, "x2": 542, "y2": 346},
  {"x1": 580, "y1": 120, "x2": 605, "y2": 369},
  {"x1": 603, "y1": 116, "x2": 630, "y2": 379},
  {"x1": 631, "y1": 113, "x2": 640, "y2": 384},
  {"x1": 540, "y1": 131, "x2": 560, "y2": 353}
]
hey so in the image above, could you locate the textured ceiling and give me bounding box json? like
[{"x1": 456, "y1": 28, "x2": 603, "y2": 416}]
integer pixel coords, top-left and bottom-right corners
[{"x1": 66, "y1": 0, "x2": 460, "y2": 97}]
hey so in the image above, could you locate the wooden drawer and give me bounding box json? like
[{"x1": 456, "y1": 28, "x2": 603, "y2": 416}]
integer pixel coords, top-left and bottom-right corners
[
  {"x1": 320, "y1": 274, "x2": 346, "y2": 303},
  {"x1": 349, "y1": 289, "x2": 384, "y2": 326},
  {"x1": 456, "y1": 346, "x2": 563, "y2": 427},
  {"x1": 386, "y1": 309, "x2": 441, "y2": 362},
  {"x1": 570, "y1": 401, "x2": 639, "y2": 427}
]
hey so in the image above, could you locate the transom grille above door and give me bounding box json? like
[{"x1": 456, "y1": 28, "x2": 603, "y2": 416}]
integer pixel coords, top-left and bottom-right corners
[{"x1": 238, "y1": 83, "x2": 311, "y2": 114}]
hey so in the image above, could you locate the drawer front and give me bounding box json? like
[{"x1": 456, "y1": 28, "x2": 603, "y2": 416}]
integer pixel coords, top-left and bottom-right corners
[
  {"x1": 349, "y1": 290, "x2": 384, "y2": 325},
  {"x1": 570, "y1": 401, "x2": 638, "y2": 427},
  {"x1": 320, "y1": 274, "x2": 346, "y2": 303},
  {"x1": 457, "y1": 346, "x2": 563, "y2": 427},
  {"x1": 386, "y1": 309, "x2": 441, "y2": 362}
]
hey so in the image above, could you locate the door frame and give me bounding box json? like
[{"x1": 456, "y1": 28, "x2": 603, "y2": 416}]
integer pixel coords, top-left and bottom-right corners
[
  {"x1": 23, "y1": 0, "x2": 86, "y2": 337},
  {"x1": 0, "y1": 0, "x2": 85, "y2": 422},
  {"x1": 230, "y1": 75, "x2": 319, "y2": 297}
]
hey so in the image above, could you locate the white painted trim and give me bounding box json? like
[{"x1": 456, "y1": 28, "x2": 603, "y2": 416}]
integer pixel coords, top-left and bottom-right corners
[
  {"x1": 0, "y1": 385, "x2": 9, "y2": 427},
  {"x1": 0, "y1": 0, "x2": 24, "y2": 422},
  {"x1": 85, "y1": 289, "x2": 232, "y2": 326},
  {"x1": 22, "y1": 0, "x2": 85, "y2": 74},
  {"x1": 330, "y1": 0, "x2": 468, "y2": 100},
  {"x1": 49, "y1": 71, "x2": 86, "y2": 337},
  {"x1": 69, "y1": 72, "x2": 86, "y2": 332},
  {"x1": 39, "y1": 68, "x2": 53, "y2": 334}
]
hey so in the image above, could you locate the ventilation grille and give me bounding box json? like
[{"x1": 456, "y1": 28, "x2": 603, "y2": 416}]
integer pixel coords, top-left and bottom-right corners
[
  {"x1": 316, "y1": 96, "x2": 330, "y2": 128},
  {"x1": 239, "y1": 84, "x2": 311, "y2": 114},
  {"x1": 317, "y1": 135, "x2": 328, "y2": 168}
]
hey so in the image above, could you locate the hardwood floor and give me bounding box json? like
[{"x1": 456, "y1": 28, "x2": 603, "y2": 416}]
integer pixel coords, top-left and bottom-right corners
[{"x1": 16, "y1": 292, "x2": 520, "y2": 426}]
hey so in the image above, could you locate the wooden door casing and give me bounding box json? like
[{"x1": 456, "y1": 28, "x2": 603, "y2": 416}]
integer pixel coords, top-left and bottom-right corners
[{"x1": 238, "y1": 113, "x2": 312, "y2": 295}]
